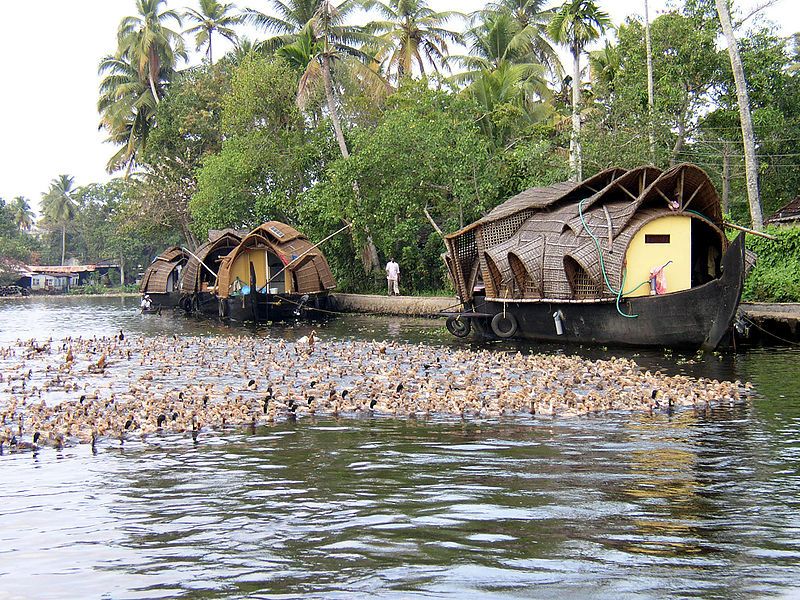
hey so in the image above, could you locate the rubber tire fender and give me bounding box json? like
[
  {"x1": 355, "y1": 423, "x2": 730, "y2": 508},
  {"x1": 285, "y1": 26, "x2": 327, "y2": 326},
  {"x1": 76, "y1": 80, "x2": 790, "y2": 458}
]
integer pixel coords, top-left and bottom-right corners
[
  {"x1": 490, "y1": 312, "x2": 518, "y2": 338},
  {"x1": 446, "y1": 316, "x2": 472, "y2": 338}
]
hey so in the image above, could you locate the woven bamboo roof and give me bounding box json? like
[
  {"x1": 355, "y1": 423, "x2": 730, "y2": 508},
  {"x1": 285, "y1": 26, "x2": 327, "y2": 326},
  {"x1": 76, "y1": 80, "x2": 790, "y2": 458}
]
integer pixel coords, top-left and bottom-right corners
[
  {"x1": 445, "y1": 163, "x2": 727, "y2": 302},
  {"x1": 140, "y1": 246, "x2": 188, "y2": 294},
  {"x1": 180, "y1": 230, "x2": 242, "y2": 294},
  {"x1": 447, "y1": 167, "x2": 626, "y2": 239},
  {"x1": 216, "y1": 221, "x2": 336, "y2": 298},
  {"x1": 765, "y1": 196, "x2": 800, "y2": 224}
]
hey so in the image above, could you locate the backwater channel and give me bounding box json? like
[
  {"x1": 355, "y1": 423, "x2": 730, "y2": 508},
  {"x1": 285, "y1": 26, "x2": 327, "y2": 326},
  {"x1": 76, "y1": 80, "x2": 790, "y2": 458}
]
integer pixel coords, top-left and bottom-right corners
[{"x1": 0, "y1": 296, "x2": 799, "y2": 599}]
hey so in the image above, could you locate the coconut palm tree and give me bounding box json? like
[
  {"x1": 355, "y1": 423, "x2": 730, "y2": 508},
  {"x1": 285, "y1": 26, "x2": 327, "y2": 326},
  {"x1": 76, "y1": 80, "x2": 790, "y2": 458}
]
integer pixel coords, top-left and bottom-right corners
[
  {"x1": 455, "y1": 11, "x2": 551, "y2": 82},
  {"x1": 715, "y1": 0, "x2": 763, "y2": 229},
  {"x1": 480, "y1": 0, "x2": 561, "y2": 76},
  {"x1": 184, "y1": 0, "x2": 242, "y2": 64},
  {"x1": 452, "y1": 10, "x2": 552, "y2": 145},
  {"x1": 364, "y1": 0, "x2": 463, "y2": 81},
  {"x1": 247, "y1": 0, "x2": 385, "y2": 272},
  {"x1": 117, "y1": 0, "x2": 187, "y2": 104},
  {"x1": 548, "y1": 0, "x2": 610, "y2": 181},
  {"x1": 248, "y1": 0, "x2": 377, "y2": 158},
  {"x1": 97, "y1": 53, "x2": 159, "y2": 173},
  {"x1": 11, "y1": 197, "x2": 34, "y2": 231},
  {"x1": 41, "y1": 175, "x2": 77, "y2": 266}
]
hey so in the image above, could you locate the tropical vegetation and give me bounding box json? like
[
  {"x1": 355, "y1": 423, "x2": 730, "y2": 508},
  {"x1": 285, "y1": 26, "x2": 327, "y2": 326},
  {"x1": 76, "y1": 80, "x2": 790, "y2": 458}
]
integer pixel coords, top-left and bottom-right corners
[{"x1": 3, "y1": 0, "x2": 800, "y2": 301}]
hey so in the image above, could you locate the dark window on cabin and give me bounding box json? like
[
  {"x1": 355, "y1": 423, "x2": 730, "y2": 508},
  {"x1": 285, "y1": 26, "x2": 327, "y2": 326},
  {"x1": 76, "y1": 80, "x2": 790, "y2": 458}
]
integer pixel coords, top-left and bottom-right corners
[{"x1": 645, "y1": 234, "x2": 670, "y2": 244}]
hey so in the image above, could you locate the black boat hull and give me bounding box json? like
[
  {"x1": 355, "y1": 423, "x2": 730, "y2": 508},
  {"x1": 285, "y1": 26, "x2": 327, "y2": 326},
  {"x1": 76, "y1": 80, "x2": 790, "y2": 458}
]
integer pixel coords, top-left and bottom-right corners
[
  {"x1": 146, "y1": 292, "x2": 182, "y2": 309},
  {"x1": 219, "y1": 292, "x2": 330, "y2": 324},
  {"x1": 452, "y1": 233, "x2": 746, "y2": 350}
]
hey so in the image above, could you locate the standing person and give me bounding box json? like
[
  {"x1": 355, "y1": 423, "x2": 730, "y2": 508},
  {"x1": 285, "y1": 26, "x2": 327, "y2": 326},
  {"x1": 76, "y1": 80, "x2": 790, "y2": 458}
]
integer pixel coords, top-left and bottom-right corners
[{"x1": 385, "y1": 258, "x2": 400, "y2": 296}]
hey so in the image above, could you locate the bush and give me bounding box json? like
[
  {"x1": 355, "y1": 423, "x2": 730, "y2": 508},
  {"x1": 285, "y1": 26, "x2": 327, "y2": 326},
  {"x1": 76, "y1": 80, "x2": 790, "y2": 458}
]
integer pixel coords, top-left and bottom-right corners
[{"x1": 743, "y1": 226, "x2": 800, "y2": 302}]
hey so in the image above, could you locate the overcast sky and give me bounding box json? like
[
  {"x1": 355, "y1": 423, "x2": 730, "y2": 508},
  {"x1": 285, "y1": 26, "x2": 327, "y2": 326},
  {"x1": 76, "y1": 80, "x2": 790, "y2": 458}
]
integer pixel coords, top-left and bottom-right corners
[{"x1": 0, "y1": 0, "x2": 795, "y2": 216}]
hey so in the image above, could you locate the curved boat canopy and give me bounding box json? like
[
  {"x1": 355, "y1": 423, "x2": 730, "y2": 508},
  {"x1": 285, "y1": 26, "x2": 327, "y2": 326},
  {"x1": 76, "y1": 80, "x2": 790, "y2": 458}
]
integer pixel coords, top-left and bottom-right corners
[
  {"x1": 179, "y1": 229, "x2": 242, "y2": 295},
  {"x1": 216, "y1": 221, "x2": 336, "y2": 298},
  {"x1": 140, "y1": 247, "x2": 189, "y2": 294},
  {"x1": 445, "y1": 164, "x2": 727, "y2": 302}
]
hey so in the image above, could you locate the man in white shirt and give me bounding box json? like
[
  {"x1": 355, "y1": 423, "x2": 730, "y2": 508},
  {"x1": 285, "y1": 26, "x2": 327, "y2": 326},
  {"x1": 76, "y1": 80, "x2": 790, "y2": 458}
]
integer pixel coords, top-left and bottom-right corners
[{"x1": 385, "y1": 258, "x2": 400, "y2": 296}]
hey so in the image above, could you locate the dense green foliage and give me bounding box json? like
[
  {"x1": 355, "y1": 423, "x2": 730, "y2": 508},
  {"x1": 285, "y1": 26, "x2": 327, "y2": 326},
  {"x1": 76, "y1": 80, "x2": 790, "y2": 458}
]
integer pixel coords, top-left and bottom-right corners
[
  {"x1": 4, "y1": 0, "x2": 800, "y2": 301},
  {"x1": 744, "y1": 228, "x2": 800, "y2": 302}
]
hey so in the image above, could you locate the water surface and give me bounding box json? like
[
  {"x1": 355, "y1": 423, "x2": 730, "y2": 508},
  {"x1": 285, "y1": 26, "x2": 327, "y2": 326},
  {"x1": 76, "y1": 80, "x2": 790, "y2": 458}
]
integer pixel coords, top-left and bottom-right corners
[{"x1": 1, "y1": 296, "x2": 799, "y2": 599}]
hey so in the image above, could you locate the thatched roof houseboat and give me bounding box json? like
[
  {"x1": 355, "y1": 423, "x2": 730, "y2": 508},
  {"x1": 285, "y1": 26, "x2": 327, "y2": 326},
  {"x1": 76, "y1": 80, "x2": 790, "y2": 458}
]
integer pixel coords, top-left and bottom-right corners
[
  {"x1": 442, "y1": 163, "x2": 746, "y2": 349},
  {"x1": 178, "y1": 229, "x2": 242, "y2": 314},
  {"x1": 216, "y1": 221, "x2": 336, "y2": 322},
  {"x1": 139, "y1": 246, "x2": 189, "y2": 308}
]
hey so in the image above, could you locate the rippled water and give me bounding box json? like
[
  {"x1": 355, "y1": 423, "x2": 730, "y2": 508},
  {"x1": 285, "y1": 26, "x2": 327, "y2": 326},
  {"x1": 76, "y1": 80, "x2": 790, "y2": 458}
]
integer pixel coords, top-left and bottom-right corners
[{"x1": 1, "y1": 297, "x2": 800, "y2": 599}]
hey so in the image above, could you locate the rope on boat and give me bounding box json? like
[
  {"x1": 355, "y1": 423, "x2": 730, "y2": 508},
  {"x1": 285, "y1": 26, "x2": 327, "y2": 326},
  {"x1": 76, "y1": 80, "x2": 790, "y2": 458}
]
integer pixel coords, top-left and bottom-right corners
[
  {"x1": 577, "y1": 198, "x2": 651, "y2": 318},
  {"x1": 181, "y1": 247, "x2": 220, "y2": 281},
  {"x1": 738, "y1": 313, "x2": 800, "y2": 346},
  {"x1": 266, "y1": 223, "x2": 353, "y2": 286}
]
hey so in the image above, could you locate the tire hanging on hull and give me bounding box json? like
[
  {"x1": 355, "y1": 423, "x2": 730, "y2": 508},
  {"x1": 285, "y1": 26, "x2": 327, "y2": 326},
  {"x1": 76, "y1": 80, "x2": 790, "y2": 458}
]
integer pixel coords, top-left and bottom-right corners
[{"x1": 491, "y1": 312, "x2": 518, "y2": 338}]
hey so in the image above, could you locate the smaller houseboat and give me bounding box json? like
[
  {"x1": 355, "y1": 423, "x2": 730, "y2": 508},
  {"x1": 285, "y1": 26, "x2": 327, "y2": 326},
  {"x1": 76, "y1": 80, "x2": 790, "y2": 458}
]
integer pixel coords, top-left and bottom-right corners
[
  {"x1": 178, "y1": 229, "x2": 242, "y2": 315},
  {"x1": 139, "y1": 247, "x2": 189, "y2": 308},
  {"x1": 215, "y1": 221, "x2": 336, "y2": 323}
]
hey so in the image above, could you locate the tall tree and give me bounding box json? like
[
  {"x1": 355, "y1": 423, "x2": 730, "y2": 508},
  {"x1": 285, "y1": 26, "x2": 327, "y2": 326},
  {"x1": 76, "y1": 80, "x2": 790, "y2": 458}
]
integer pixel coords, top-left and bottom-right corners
[
  {"x1": 715, "y1": 0, "x2": 763, "y2": 229},
  {"x1": 117, "y1": 0, "x2": 187, "y2": 105},
  {"x1": 183, "y1": 0, "x2": 242, "y2": 64},
  {"x1": 246, "y1": 0, "x2": 374, "y2": 158},
  {"x1": 41, "y1": 175, "x2": 77, "y2": 266},
  {"x1": 11, "y1": 197, "x2": 34, "y2": 232},
  {"x1": 364, "y1": 0, "x2": 463, "y2": 80},
  {"x1": 97, "y1": 53, "x2": 159, "y2": 172},
  {"x1": 548, "y1": 0, "x2": 610, "y2": 181},
  {"x1": 248, "y1": 0, "x2": 384, "y2": 271},
  {"x1": 643, "y1": 0, "x2": 655, "y2": 163}
]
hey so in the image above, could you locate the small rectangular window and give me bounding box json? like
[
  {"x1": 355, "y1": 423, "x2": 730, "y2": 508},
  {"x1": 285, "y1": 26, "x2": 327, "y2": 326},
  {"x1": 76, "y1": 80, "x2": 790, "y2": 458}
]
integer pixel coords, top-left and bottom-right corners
[{"x1": 645, "y1": 234, "x2": 670, "y2": 244}]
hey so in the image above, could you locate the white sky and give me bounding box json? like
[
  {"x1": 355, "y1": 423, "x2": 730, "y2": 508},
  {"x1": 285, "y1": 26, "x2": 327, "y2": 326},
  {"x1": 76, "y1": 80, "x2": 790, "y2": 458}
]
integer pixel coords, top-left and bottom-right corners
[{"x1": 0, "y1": 0, "x2": 795, "y2": 217}]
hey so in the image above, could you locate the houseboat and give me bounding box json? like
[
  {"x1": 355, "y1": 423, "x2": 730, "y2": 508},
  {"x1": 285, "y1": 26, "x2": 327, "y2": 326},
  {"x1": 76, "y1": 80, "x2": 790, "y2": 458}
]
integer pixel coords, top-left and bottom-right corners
[
  {"x1": 215, "y1": 221, "x2": 336, "y2": 323},
  {"x1": 178, "y1": 229, "x2": 242, "y2": 315},
  {"x1": 441, "y1": 163, "x2": 746, "y2": 350},
  {"x1": 139, "y1": 246, "x2": 189, "y2": 308}
]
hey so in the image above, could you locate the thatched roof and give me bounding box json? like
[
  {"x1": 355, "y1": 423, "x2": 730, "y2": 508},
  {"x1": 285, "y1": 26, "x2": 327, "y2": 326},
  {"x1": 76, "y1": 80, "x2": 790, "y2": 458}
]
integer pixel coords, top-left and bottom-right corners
[
  {"x1": 446, "y1": 163, "x2": 726, "y2": 302},
  {"x1": 140, "y1": 246, "x2": 188, "y2": 294},
  {"x1": 179, "y1": 230, "x2": 242, "y2": 294},
  {"x1": 216, "y1": 221, "x2": 336, "y2": 298},
  {"x1": 765, "y1": 196, "x2": 800, "y2": 225}
]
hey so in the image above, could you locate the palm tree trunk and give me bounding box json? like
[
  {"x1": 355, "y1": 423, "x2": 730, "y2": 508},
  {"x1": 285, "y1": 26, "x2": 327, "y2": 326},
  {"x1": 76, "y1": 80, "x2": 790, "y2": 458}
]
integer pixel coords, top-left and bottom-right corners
[
  {"x1": 208, "y1": 35, "x2": 213, "y2": 65},
  {"x1": 722, "y1": 143, "x2": 731, "y2": 214},
  {"x1": 61, "y1": 224, "x2": 66, "y2": 266},
  {"x1": 149, "y1": 48, "x2": 161, "y2": 105},
  {"x1": 320, "y1": 52, "x2": 380, "y2": 273},
  {"x1": 570, "y1": 48, "x2": 582, "y2": 181},
  {"x1": 321, "y1": 53, "x2": 349, "y2": 158},
  {"x1": 644, "y1": 0, "x2": 656, "y2": 163},
  {"x1": 716, "y1": 0, "x2": 763, "y2": 229}
]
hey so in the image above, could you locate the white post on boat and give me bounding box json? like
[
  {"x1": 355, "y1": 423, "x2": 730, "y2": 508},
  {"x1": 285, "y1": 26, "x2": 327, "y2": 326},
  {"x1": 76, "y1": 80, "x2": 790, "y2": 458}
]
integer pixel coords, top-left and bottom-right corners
[{"x1": 553, "y1": 310, "x2": 564, "y2": 335}]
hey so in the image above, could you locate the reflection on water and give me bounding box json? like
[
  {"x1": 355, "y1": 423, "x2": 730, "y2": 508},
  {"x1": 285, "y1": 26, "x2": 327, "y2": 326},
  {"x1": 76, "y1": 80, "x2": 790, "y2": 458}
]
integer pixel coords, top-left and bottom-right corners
[{"x1": 1, "y1": 297, "x2": 800, "y2": 598}]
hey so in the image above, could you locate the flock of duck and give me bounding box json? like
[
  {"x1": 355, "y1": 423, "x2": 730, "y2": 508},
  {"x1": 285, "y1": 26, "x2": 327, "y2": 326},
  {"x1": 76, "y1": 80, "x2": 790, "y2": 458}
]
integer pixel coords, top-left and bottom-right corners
[{"x1": 0, "y1": 332, "x2": 749, "y2": 452}]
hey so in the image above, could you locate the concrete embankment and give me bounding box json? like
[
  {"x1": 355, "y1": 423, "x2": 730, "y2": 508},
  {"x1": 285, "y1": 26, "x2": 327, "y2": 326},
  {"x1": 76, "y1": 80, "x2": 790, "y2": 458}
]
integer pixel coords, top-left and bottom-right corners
[
  {"x1": 740, "y1": 303, "x2": 800, "y2": 343},
  {"x1": 328, "y1": 293, "x2": 459, "y2": 317}
]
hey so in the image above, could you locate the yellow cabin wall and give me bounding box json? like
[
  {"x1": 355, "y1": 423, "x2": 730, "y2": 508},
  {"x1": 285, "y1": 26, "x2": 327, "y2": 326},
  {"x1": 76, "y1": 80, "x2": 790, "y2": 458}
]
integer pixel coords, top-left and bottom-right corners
[
  {"x1": 624, "y1": 215, "x2": 692, "y2": 298},
  {"x1": 227, "y1": 248, "x2": 292, "y2": 293},
  {"x1": 229, "y1": 250, "x2": 268, "y2": 291}
]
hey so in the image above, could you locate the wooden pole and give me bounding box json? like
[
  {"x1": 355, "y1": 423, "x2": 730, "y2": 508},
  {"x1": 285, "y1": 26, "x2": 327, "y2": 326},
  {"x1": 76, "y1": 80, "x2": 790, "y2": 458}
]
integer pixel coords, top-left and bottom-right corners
[{"x1": 723, "y1": 221, "x2": 776, "y2": 240}]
